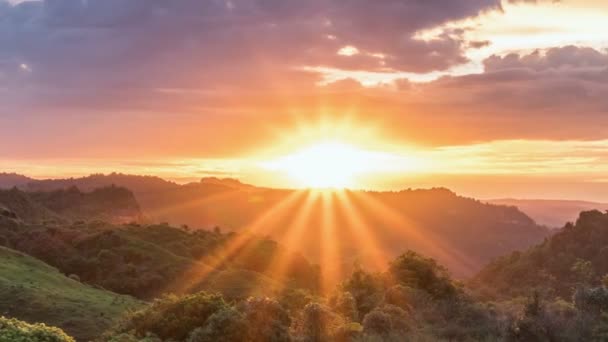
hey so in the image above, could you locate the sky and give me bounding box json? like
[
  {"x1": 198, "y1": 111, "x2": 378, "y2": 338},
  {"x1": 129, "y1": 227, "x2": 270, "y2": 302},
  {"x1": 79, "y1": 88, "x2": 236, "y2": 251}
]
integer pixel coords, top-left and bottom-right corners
[{"x1": 2, "y1": 0, "x2": 608, "y2": 200}]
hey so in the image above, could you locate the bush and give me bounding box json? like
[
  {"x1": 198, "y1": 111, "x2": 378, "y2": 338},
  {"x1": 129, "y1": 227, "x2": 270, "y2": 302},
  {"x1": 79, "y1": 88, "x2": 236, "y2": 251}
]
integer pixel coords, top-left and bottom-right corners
[
  {"x1": 113, "y1": 292, "x2": 231, "y2": 341},
  {"x1": 0, "y1": 316, "x2": 75, "y2": 342}
]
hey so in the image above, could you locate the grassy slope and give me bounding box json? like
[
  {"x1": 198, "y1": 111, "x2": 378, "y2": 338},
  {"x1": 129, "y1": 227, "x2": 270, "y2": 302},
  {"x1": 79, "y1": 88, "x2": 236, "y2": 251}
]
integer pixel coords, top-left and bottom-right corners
[{"x1": 0, "y1": 246, "x2": 143, "y2": 341}]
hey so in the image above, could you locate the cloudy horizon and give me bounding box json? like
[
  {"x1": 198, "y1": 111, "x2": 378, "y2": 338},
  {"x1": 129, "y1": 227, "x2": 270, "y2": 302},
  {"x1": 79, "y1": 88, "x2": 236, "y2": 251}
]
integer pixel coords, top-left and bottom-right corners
[{"x1": 2, "y1": 0, "x2": 608, "y2": 200}]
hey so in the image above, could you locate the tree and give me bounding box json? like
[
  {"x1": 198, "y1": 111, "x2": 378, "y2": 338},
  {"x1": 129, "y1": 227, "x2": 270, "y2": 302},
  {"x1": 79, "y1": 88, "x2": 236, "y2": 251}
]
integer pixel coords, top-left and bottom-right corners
[
  {"x1": 361, "y1": 305, "x2": 411, "y2": 340},
  {"x1": 388, "y1": 251, "x2": 458, "y2": 300},
  {"x1": 240, "y1": 297, "x2": 292, "y2": 342},
  {"x1": 330, "y1": 291, "x2": 358, "y2": 322},
  {"x1": 187, "y1": 307, "x2": 246, "y2": 342},
  {"x1": 384, "y1": 285, "x2": 413, "y2": 311},
  {"x1": 293, "y1": 302, "x2": 345, "y2": 342},
  {"x1": 341, "y1": 267, "x2": 384, "y2": 320},
  {"x1": 571, "y1": 259, "x2": 594, "y2": 285}
]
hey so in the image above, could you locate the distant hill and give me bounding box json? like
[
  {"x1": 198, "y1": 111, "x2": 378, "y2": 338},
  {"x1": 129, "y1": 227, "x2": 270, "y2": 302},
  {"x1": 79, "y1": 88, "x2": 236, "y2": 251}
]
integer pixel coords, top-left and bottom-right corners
[
  {"x1": 0, "y1": 173, "x2": 34, "y2": 188},
  {"x1": 0, "y1": 246, "x2": 142, "y2": 341},
  {"x1": 199, "y1": 177, "x2": 256, "y2": 190},
  {"x1": 473, "y1": 210, "x2": 608, "y2": 299},
  {"x1": 0, "y1": 187, "x2": 62, "y2": 224},
  {"x1": 0, "y1": 186, "x2": 142, "y2": 224},
  {"x1": 29, "y1": 186, "x2": 143, "y2": 223},
  {"x1": 17, "y1": 172, "x2": 178, "y2": 194},
  {"x1": 488, "y1": 198, "x2": 608, "y2": 228},
  {"x1": 0, "y1": 173, "x2": 549, "y2": 277}
]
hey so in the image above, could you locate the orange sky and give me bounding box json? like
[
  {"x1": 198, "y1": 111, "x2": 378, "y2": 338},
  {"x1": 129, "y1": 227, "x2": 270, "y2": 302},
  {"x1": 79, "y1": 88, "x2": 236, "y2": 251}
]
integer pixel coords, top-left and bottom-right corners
[{"x1": 2, "y1": 0, "x2": 608, "y2": 201}]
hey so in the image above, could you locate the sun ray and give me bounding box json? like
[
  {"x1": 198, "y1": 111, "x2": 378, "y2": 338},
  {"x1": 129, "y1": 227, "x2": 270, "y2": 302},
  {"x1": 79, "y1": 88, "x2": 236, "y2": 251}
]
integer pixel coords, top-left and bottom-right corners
[
  {"x1": 263, "y1": 190, "x2": 320, "y2": 293},
  {"x1": 334, "y1": 190, "x2": 389, "y2": 271},
  {"x1": 319, "y1": 190, "x2": 342, "y2": 294},
  {"x1": 350, "y1": 191, "x2": 478, "y2": 276},
  {"x1": 150, "y1": 188, "x2": 240, "y2": 225},
  {"x1": 165, "y1": 189, "x2": 307, "y2": 294}
]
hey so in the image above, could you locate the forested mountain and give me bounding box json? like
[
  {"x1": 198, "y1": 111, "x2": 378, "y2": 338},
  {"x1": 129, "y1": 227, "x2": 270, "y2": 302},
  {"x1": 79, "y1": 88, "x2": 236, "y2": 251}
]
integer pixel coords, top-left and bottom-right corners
[
  {"x1": 28, "y1": 186, "x2": 143, "y2": 223},
  {"x1": 0, "y1": 246, "x2": 141, "y2": 341},
  {"x1": 474, "y1": 210, "x2": 608, "y2": 299},
  {"x1": 0, "y1": 173, "x2": 550, "y2": 277},
  {"x1": 0, "y1": 173, "x2": 34, "y2": 189},
  {"x1": 0, "y1": 187, "x2": 61, "y2": 224},
  {"x1": 13, "y1": 173, "x2": 178, "y2": 194},
  {"x1": 488, "y1": 199, "x2": 608, "y2": 228},
  {"x1": 0, "y1": 186, "x2": 142, "y2": 224}
]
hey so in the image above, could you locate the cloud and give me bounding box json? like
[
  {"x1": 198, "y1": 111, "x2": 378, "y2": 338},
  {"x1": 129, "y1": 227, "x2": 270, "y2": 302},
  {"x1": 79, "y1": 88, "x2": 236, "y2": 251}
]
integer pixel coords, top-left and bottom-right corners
[
  {"x1": 0, "y1": 0, "x2": 504, "y2": 94},
  {"x1": 1, "y1": 1, "x2": 608, "y2": 160},
  {"x1": 484, "y1": 46, "x2": 608, "y2": 71}
]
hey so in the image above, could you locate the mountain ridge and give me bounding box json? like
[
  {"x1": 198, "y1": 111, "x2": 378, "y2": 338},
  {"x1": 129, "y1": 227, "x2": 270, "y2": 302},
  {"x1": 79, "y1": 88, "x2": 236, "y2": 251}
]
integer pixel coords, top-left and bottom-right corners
[
  {"x1": 487, "y1": 198, "x2": 608, "y2": 228},
  {"x1": 0, "y1": 172, "x2": 549, "y2": 277},
  {"x1": 0, "y1": 185, "x2": 143, "y2": 225}
]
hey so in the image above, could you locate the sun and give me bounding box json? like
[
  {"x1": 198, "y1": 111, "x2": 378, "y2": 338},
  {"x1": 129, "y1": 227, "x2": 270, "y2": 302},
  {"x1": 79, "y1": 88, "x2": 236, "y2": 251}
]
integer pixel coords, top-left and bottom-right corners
[{"x1": 261, "y1": 140, "x2": 381, "y2": 189}]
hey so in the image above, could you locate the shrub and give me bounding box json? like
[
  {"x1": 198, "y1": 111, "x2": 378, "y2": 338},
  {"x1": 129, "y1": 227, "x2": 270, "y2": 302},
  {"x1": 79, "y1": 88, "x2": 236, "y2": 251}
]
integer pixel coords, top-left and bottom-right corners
[
  {"x1": 0, "y1": 316, "x2": 75, "y2": 342},
  {"x1": 114, "y1": 292, "x2": 231, "y2": 341}
]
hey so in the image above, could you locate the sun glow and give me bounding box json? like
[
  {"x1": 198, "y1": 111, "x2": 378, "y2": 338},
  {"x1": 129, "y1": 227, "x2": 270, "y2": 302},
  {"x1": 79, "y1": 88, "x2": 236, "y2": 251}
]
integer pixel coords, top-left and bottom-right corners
[{"x1": 262, "y1": 141, "x2": 382, "y2": 189}]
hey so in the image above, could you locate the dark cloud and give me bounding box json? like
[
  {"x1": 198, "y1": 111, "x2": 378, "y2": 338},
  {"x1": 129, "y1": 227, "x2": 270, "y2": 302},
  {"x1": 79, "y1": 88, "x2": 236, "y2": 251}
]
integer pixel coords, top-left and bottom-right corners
[
  {"x1": 374, "y1": 46, "x2": 608, "y2": 144},
  {"x1": 0, "y1": 1, "x2": 606, "y2": 159},
  {"x1": 484, "y1": 46, "x2": 608, "y2": 72},
  {"x1": 0, "y1": 0, "x2": 504, "y2": 94}
]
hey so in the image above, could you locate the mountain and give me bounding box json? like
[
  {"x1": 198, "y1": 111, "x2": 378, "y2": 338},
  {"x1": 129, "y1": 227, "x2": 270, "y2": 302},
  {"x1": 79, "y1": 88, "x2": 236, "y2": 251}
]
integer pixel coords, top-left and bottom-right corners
[
  {"x1": 0, "y1": 173, "x2": 549, "y2": 277},
  {"x1": 133, "y1": 186, "x2": 548, "y2": 277},
  {"x1": 488, "y1": 198, "x2": 608, "y2": 228},
  {"x1": 0, "y1": 187, "x2": 62, "y2": 224},
  {"x1": 28, "y1": 185, "x2": 143, "y2": 223},
  {"x1": 19, "y1": 172, "x2": 178, "y2": 194},
  {"x1": 0, "y1": 246, "x2": 142, "y2": 341},
  {"x1": 0, "y1": 173, "x2": 34, "y2": 188},
  {"x1": 473, "y1": 210, "x2": 608, "y2": 299},
  {"x1": 0, "y1": 186, "x2": 143, "y2": 224},
  {"x1": 199, "y1": 177, "x2": 256, "y2": 190}
]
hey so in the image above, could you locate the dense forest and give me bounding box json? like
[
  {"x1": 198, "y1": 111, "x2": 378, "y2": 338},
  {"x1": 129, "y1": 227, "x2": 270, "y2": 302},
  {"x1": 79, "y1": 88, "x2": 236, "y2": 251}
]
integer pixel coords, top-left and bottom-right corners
[
  {"x1": 1, "y1": 176, "x2": 608, "y2": 341},
  {"x1": 0, "y1": 173, "x2": 549, "y2": 277}
]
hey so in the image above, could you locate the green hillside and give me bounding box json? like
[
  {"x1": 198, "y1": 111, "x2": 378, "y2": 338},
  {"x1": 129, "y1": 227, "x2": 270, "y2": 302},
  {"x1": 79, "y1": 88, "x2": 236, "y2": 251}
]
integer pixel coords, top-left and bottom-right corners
[
  {"x1": 0, "y1": 246, "x2": 142, "y2": 341},
  {"x1": 0, "y1": 221, "x2": 318, "y2": 300},
  {"x1": 473, "y1": 210, "x2": 608, "y2": 299}
]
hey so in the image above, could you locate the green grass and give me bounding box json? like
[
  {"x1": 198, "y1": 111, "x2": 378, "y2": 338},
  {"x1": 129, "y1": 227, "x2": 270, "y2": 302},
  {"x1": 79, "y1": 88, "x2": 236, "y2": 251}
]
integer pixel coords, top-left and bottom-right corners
[{"x1": 0, "y1": 246, "x2": 143, "y2": 341}]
